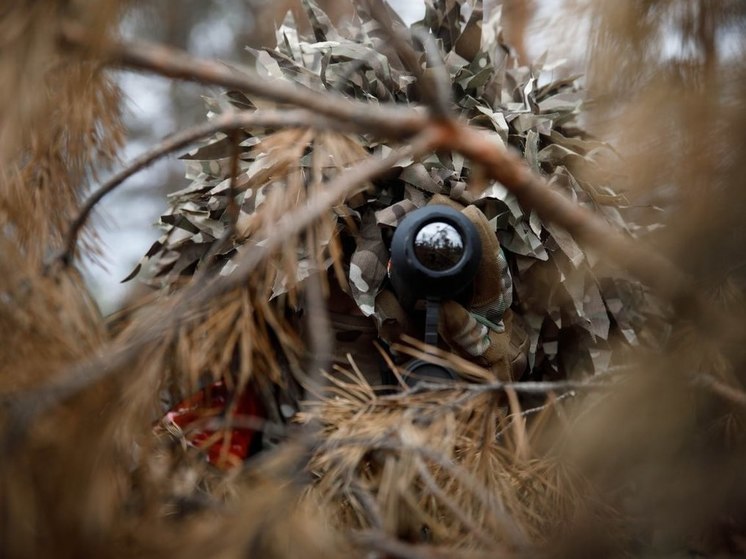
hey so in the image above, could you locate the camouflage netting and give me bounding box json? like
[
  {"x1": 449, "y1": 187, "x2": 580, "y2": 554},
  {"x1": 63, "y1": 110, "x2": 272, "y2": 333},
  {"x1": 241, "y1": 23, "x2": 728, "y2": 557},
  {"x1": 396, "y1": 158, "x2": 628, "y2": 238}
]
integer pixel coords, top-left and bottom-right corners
[{"x1": 131, "y1": 0, "x2": 662, "y2": 382}]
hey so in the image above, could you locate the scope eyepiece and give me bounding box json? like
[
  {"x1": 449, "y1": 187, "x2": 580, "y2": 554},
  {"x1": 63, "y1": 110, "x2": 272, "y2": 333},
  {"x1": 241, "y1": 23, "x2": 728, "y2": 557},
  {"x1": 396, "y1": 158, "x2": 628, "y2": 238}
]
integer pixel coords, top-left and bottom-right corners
[
  {"x1": 386, "y1": 205, "x2": 482, "y2": 386},
  {"x1": 413, "y1": 222, "x2": 465, "y2": 271},
  {"x1": 389, "y1": 205, "x2": 482, "y2": 305}
]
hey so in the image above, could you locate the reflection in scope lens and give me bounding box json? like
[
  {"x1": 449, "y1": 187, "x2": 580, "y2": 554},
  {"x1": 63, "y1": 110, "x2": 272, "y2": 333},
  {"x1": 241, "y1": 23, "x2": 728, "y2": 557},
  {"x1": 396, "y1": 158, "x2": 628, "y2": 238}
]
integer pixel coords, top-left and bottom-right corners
[{"x1": 413, "y1": 221, "x2": 465, "y2": 271}]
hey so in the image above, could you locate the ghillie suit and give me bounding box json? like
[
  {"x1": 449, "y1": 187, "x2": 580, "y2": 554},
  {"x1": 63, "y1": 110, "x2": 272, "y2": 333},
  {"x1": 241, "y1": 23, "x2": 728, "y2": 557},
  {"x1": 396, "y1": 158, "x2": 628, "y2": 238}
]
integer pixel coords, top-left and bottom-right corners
[
  {"x1": 124, "y1": 0, "x2": 661, "y2": 549},
  {"x1": 133, "y1": 1, "x2": 659, "y2": 385}
]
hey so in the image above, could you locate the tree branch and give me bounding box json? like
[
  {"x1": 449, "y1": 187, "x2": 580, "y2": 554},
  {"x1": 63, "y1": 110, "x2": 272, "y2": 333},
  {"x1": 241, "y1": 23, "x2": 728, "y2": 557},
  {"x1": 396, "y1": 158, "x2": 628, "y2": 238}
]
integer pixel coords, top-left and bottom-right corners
[
  {"x1": 691, "y1": 373, "x2": 746, "y2": 407},
  {"x1": 51, "y1": 108, "x2": 359, "y2": 269},
  {"x1": 435, "y1": 120, "x2": 718, "y2": 328},
  {"x1": 59, "y1": 21, "x2": 428, "y2": 140}
]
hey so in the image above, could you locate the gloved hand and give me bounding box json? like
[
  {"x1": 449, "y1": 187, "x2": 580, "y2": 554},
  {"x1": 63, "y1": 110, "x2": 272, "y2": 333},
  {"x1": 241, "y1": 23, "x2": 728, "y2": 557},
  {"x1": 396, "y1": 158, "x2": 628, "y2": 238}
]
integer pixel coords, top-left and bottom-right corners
[{"x1": 428, "y1": 195, "x2": 528, "y2": 382}]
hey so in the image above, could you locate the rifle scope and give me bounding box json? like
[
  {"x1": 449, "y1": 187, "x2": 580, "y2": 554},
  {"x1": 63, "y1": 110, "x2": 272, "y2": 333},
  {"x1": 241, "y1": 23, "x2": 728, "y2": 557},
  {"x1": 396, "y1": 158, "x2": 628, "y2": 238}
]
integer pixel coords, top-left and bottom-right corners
[{"x1": 388, "y1": 205, "x2": 482, "y2": 385}]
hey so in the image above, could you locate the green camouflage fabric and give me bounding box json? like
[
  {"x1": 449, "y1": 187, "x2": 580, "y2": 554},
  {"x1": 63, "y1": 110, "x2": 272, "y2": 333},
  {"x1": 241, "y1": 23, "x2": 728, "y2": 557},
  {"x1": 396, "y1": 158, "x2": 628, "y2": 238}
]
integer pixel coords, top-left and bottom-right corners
[{"x1": 130, "y1": 0, "x2": 662, "y2": 380}]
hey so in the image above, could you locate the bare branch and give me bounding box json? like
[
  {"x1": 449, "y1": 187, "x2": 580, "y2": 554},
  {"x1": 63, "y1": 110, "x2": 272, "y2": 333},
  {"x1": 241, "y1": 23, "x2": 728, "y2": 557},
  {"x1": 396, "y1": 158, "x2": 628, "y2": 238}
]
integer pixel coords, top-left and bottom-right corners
[
  {"x1": 434, "y1": 121, "x2": 722, "y2": 329},
  {"x1": 400, "y1": 378, "x2": 609, "y2": 397},
  {"x1": 361, "y1": 1, "x2": 451, "y2": 117},
  {"x1": 59, "y1": 21, "x2": 427, "y2": 140},
  {"x1": 52, "y1": 108, "x2": 357, "y2": 269},
  {"x1": 691, "y1": 373, "x2": 746, "y2": 407},
  {"x1": 411, "y1": 27, "x2": 453, "y2": 117}
]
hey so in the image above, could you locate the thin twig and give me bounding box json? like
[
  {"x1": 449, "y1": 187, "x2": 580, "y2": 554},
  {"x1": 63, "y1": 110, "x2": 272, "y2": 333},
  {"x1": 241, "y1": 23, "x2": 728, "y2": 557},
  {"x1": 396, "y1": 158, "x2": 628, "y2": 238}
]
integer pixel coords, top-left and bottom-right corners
[
  {"x1": 402, "y1": 378, "x2": 612, "y2": 397},
  {"x1": 168, "y1": 414, "x2": 287, "y2": 441},
  {"x1": 305, "y1": 272, "x2": 333, "y2": 383},
  {"x1": 362, "y1": 1, "x2": 451, "y2": 117},
  {"x1": 348, "y1": 482, "x2": 385, "y2": 531},
  {"x1": 411, "y1": 27, "x2": 453, "y2": 117},
  {"x1": 434, "y1": 120, "x2": 727, "y2": 332},
  {"x1": 495, "y1": 390, "x2": 577, "y2": 440},
  {"x1": 691, "y1": 373, "x2": 746, "y2": 407},
  {"x1": 52, "y1": 108, "x2": 350, "y2": 269},
  {"x1": 362, "y1": 1, "x2": 422, "y2": 76},
  {"x1": 300, "y1": 270, "x2": 334, "y2": 443}
]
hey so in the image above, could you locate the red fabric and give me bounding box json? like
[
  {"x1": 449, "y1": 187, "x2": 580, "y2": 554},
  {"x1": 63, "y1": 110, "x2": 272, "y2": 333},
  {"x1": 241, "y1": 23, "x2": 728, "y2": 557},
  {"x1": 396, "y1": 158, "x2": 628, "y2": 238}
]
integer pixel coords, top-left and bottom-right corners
[{"x1": 163, "y1": 381, "x2": 263, "y2": 469}]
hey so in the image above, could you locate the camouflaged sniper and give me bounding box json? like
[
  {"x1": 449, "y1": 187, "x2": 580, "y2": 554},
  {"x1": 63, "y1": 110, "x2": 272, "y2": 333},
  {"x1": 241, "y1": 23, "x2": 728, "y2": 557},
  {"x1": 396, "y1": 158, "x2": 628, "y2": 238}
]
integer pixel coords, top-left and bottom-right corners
[{"x1": 130, "y1": 0, "x2": 658, "y2": 380}]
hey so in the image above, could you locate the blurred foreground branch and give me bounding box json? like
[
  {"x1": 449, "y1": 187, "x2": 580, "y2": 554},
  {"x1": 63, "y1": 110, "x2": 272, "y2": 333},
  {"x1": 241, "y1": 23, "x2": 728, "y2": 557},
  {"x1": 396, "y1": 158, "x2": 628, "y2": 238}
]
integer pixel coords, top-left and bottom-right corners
[{"x1": 59, "y1": 21, "x2": 427, "y2": 140}]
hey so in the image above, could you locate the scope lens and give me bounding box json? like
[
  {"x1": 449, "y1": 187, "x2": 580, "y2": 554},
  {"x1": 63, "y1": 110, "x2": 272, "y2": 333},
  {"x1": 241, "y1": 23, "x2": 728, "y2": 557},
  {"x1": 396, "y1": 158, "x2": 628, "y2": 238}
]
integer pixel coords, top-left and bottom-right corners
[{"x1": 413, "y1": 221, "x2": 465, "y2": 271}]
